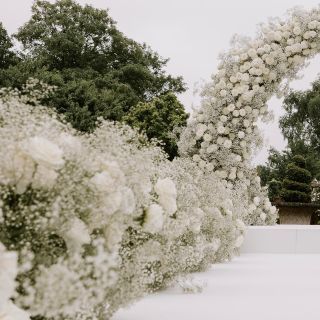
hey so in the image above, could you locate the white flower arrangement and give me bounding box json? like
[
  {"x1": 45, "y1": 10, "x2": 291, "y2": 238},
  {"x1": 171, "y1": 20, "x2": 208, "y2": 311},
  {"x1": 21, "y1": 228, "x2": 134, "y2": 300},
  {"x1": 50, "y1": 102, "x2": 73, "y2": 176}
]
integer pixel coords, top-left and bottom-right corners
[{"x1": 3, "y1": 5, "x2": 320, "y2": 319}]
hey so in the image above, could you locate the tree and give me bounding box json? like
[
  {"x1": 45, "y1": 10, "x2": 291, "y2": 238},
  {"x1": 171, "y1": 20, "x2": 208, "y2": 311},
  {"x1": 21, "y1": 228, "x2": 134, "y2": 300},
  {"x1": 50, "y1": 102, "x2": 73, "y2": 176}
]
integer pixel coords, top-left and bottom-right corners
[
  {"x1": 281, "y1": 155, "x2": 312, "y2": 203},
  {"x1": 124, "y1": 93, "x2": 189, "y2": 159},
  {"x1": 0, "y1": 22, "x2": 17, "y2": 69},
  {"x1": 0, "y1": 0, "x2": 187, "y2": 158},
  {"x1": 280, "y1": 80, "x2": 320, "y2": 154}
]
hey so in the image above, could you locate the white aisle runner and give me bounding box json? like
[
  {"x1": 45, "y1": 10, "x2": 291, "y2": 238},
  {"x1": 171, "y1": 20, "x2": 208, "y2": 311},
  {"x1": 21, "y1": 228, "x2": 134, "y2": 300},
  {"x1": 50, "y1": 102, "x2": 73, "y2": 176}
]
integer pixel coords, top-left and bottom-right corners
[
  {"x1": 114, "y1": 226, "x2": 320, "y2": 320},
  {"x1": 114, "y1": 254, "x2": 320, "y2": 320}
]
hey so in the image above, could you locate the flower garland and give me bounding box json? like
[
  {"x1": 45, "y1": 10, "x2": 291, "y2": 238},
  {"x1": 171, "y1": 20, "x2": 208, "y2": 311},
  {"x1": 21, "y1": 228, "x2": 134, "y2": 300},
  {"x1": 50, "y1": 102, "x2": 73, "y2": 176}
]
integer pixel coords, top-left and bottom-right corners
[{"x1": 180, "y1": 6, "x2": 320, "y2": 224}]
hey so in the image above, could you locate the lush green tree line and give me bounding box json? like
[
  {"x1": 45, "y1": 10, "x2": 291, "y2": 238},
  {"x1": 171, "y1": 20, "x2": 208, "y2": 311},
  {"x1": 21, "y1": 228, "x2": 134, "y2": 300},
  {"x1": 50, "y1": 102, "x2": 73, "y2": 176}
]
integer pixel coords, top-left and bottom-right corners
[
  {"x1": 0, "y1": 0, "x2": 188, "y2": 159},
  {"x1": 258, "y1": 78, "x2": 320, "y2": 202}
]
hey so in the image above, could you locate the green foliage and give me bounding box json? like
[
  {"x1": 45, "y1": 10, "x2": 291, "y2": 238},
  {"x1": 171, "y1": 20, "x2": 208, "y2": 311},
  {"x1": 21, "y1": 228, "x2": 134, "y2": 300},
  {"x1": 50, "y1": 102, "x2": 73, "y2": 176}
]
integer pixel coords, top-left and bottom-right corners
[
  {"x1": 268, "y1": 179, "x2": 282, "y2": 201},
  {"x1": 0, "y1": 0, "x2": 187, "y2": 157},
  {"x1": 282, "y1": 178, "x2": 311, "y2": 193},
  {"x1": 123, "y1": 93, "x2": 189, "y2": 159},
  {"x1": 280, "y1": 80, "x2": 320, "y2": 154},
  {"x1": 0, "y1": 22, "x2": 17, "y2": 68},
  {"x1": 281, "y1": 155, "x2": 312, "y2": 203}
]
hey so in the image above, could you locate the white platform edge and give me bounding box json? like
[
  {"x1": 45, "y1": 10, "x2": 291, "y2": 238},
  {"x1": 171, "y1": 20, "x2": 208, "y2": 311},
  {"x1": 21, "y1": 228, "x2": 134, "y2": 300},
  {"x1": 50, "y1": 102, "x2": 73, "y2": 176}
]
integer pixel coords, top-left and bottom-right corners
[{"x1": 240, "y1": 225, "x2": 320, "y2": 254}]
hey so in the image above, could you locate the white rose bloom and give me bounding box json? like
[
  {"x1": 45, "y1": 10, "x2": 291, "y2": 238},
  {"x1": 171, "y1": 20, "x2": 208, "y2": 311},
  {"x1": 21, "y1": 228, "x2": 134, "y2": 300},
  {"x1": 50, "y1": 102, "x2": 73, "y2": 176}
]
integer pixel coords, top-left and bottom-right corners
[
  {"x1": 237, "y1": 171, "x2": 244, "y2": 179},
  {"x1": 230, "y1": 75, "x2": 237, "y2": 83},
  {"x1": 229, "y1": 172, "x2": 236, "y2": 180},
  {"x1": 220, "y1": 115, "x2": 228, "y2": 123},
  {"x1": 248, "y1": 48, "x2": 257, "y2": 58},
  {"x1": 195, "y1": 124, "x2": 207, "y2": 139},
  {"x1": 105, "y1": 223, "x2": 123, "y2": 250},
  {"x1": 143, "y1": 204, "x2": 164, "y2": 234},
  {"x1": 154, "y1": 178, "x2": 177, "y2": 215},
  {"x1": 23, "y1": 137, "x2": 64, "y2": 169},
  {"x1": 90, "y1": 171, "x2": 116, "y2": 193},
  {"x1": 239, "y1": 109, "x2": 246, "y2": 117},
  {"x1": 308, "y1": 20, "x2": 318, "y2": 29},
  {"x1": 240, "y1": 140, "x2": 247, "y2": 148},
  {"x1": 62, "y1": 217, "x2": 91, "y2": 252},
  {"x1": 222, "y1": 107, "x2": 230, "y2": 115},
  {"x1": 206, "y1": 162, "x2": 214, "y2": 171},
  {"x1": 217, "y1": 137, "x2": 225, "y2": 145},
  {"x1": 203, "y1": 133, "x2": 212, "y2": 142},
  {"x1": 32, "y1": 165, "x2": 59, "y2": 190},
  {"x1": 236, "y1": 219, "x2": 246, "y2": 230},
  {"x1": 260, "y1": 212, "x2": 267, "y2": 221},
  {"x1": 211, "y1": 238, "x2": 221, "y2": 252},
  {"x1": 217, "y1": 125, "x2": 225, "y2": 134},
  {"x1": 0, "y1": 244, "x2": 18, "y2": 305},
  {"x1": 243, "y1": 119, "x2": 250, "y2": 127},
  {"x1": 223, "y1": 139, "x2": 232, "y2": 149},
  {"x1": 232, "y1": 110, "x2": 239, "y2": 117},
  {"x1": 193, "y1": 154, "x2": 201, "y2": 162},
  {"x1": 270, "y1": 206, "x2": 277, "y2": 214},
  {"x1": 253, "y1": 196, "x2": 261, "y2": 206},
  {"x1": 234, "y1": 235, "x2": 244, "y2": 248},
  {"x1": 119, "y1": 187, "x2": 136, "y2": 215},
  {"x1": 207, "y1": 144, "x2": 218, "y2": 153},
  {"x1": 220, "y1": 89, "x2": 227, "y2": 97},
  {"x1": 238, "y1": 131, "x2": 245, "y2": 139},
  {"x1": 102, "y1": 190, "x2": 123, "y2": 216},
  {"x1": 9, "y1": 150, "x2": 35, "y2": 194},
  {"x1": 59, "y1": 133, "x2": 82, "y2": 154}
]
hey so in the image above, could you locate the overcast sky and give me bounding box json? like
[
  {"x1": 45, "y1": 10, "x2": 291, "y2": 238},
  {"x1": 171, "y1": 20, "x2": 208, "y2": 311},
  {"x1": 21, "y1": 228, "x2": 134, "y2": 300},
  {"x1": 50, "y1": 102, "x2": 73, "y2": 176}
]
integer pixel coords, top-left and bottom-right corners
[{"x1": 1, "y1": 0, "x2": 320, "y2": 164}]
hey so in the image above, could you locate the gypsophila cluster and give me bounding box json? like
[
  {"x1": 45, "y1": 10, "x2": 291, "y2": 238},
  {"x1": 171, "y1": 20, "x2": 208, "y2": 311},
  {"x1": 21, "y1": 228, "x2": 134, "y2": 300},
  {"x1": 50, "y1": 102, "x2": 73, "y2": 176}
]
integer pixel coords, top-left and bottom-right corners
[{"x1": 179, "y1": 7, "x2": 320, "y2": 224}]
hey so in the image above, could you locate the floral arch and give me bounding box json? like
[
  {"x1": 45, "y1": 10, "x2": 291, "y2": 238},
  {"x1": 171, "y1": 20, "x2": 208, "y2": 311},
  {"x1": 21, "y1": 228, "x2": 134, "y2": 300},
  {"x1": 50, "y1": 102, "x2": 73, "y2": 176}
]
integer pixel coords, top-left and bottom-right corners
[{"x1": 180, "y1": 6, "x2": 320, "y2": 224}]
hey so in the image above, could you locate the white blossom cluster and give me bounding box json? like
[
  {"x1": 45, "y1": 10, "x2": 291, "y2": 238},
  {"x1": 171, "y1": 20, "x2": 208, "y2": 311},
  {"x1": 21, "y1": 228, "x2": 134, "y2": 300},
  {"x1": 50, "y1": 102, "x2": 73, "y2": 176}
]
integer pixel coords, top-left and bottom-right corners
[
  {"x1": 0, "y1": 93, "x2": 246, "y2": 319},
  {"x1": 179, "y1": 7, "x2": 320, "y2": 225},
  {"x1": 0, "y1": 243, "x2": 30, "y2": 320}
]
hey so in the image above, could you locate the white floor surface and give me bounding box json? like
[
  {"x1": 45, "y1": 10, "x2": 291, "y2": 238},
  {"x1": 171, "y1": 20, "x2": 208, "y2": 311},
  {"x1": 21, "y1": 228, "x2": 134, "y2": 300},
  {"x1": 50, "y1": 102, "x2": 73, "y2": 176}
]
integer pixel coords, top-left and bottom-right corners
[{"x1": 114, "y1": 254, "x2": 320, "y2": 320}]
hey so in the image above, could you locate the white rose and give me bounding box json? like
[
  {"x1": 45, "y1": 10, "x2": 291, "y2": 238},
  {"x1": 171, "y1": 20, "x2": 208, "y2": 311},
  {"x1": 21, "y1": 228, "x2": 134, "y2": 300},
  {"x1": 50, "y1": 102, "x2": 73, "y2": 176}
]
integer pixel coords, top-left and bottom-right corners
[
  {"x1": 90, "y1": 171, "x2": 116, "y2": 193},
  {"x1": 62, "y1": 217, "x2": 91, "y2": 252},
  {"x1": 248, "y1": 48, "x2": 257, "y2": 58},
  {"x1": 220, "y1": 89, "x2": 227, "y2": 97},
  {"x1": 207, "y1": 144, "x2": 218, "y2": 153},
  {"x1": 193, "y1": 154, "x2": 201, "y2": 162},
  {"x1": 195, "y1": 124, "x2": 207, "y2": 139},
  {"x1": 143, "y1": 204, "x2": 164, "y2": 233},
  {"x1": 119, "y1": 187, "x2": 136, "y2": 215},
  {"x1": 223, "y1": 139, "x2": 232, "y2": 149},
  {"x1": 253, "y1": 196, "x2": 261, "y2": 206},
  {"x1": 217, "y1": 125, "x2": 225, "y2": 134},
  {"x1": 0, "y1": 244, "x2": 18, "y2": 305},
  {"x1": 154, "y1": 178, "x2": 177, "y2": 215},
  {"x1": 238, "y1": 131, "x2": 245, "y2": 139},
  {"x1": 234, "y1": 235, "x2": 244, "y2": 248},
  {"x1": 260, "y1": 212, "x2": 267, "y2": 221},
  {"x1": 203, "y1": 133, "x2": 212, "y2": 142},
  {"x1": 23, "y1": 137, "x2": 64, "y2": 169}
]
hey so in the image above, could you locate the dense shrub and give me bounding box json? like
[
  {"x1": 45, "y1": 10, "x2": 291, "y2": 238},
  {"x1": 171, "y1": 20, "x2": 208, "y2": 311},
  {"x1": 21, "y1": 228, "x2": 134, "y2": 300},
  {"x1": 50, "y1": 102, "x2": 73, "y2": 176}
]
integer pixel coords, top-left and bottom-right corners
[{"x1": 281, "y1": 155, "x2": 312, "y2": 203}]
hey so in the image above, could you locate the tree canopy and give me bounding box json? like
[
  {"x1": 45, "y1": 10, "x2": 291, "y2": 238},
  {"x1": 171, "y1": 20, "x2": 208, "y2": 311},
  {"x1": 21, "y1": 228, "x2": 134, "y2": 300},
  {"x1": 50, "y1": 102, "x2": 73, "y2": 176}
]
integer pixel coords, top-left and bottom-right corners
[
  {"x1": 257, "y1": 76, "x2": 320, "y2": 200},
  {"x1": 0, "y1": 0, "x2": 187, "y2": 158},
  {"x1": 0, "y1": 22, "x2": 17, "y2": 68}
]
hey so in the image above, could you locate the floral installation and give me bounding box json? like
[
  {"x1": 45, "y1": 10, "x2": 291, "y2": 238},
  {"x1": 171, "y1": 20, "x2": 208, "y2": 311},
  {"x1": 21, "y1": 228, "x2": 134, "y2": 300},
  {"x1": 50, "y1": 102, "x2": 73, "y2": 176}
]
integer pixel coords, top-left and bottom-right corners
[
  {"x1": 179, "y1": 6, "x2": 320, "y2": 225},
  {"x1": 1, "y1": 5, "x2": 319, "y2": 320}
]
